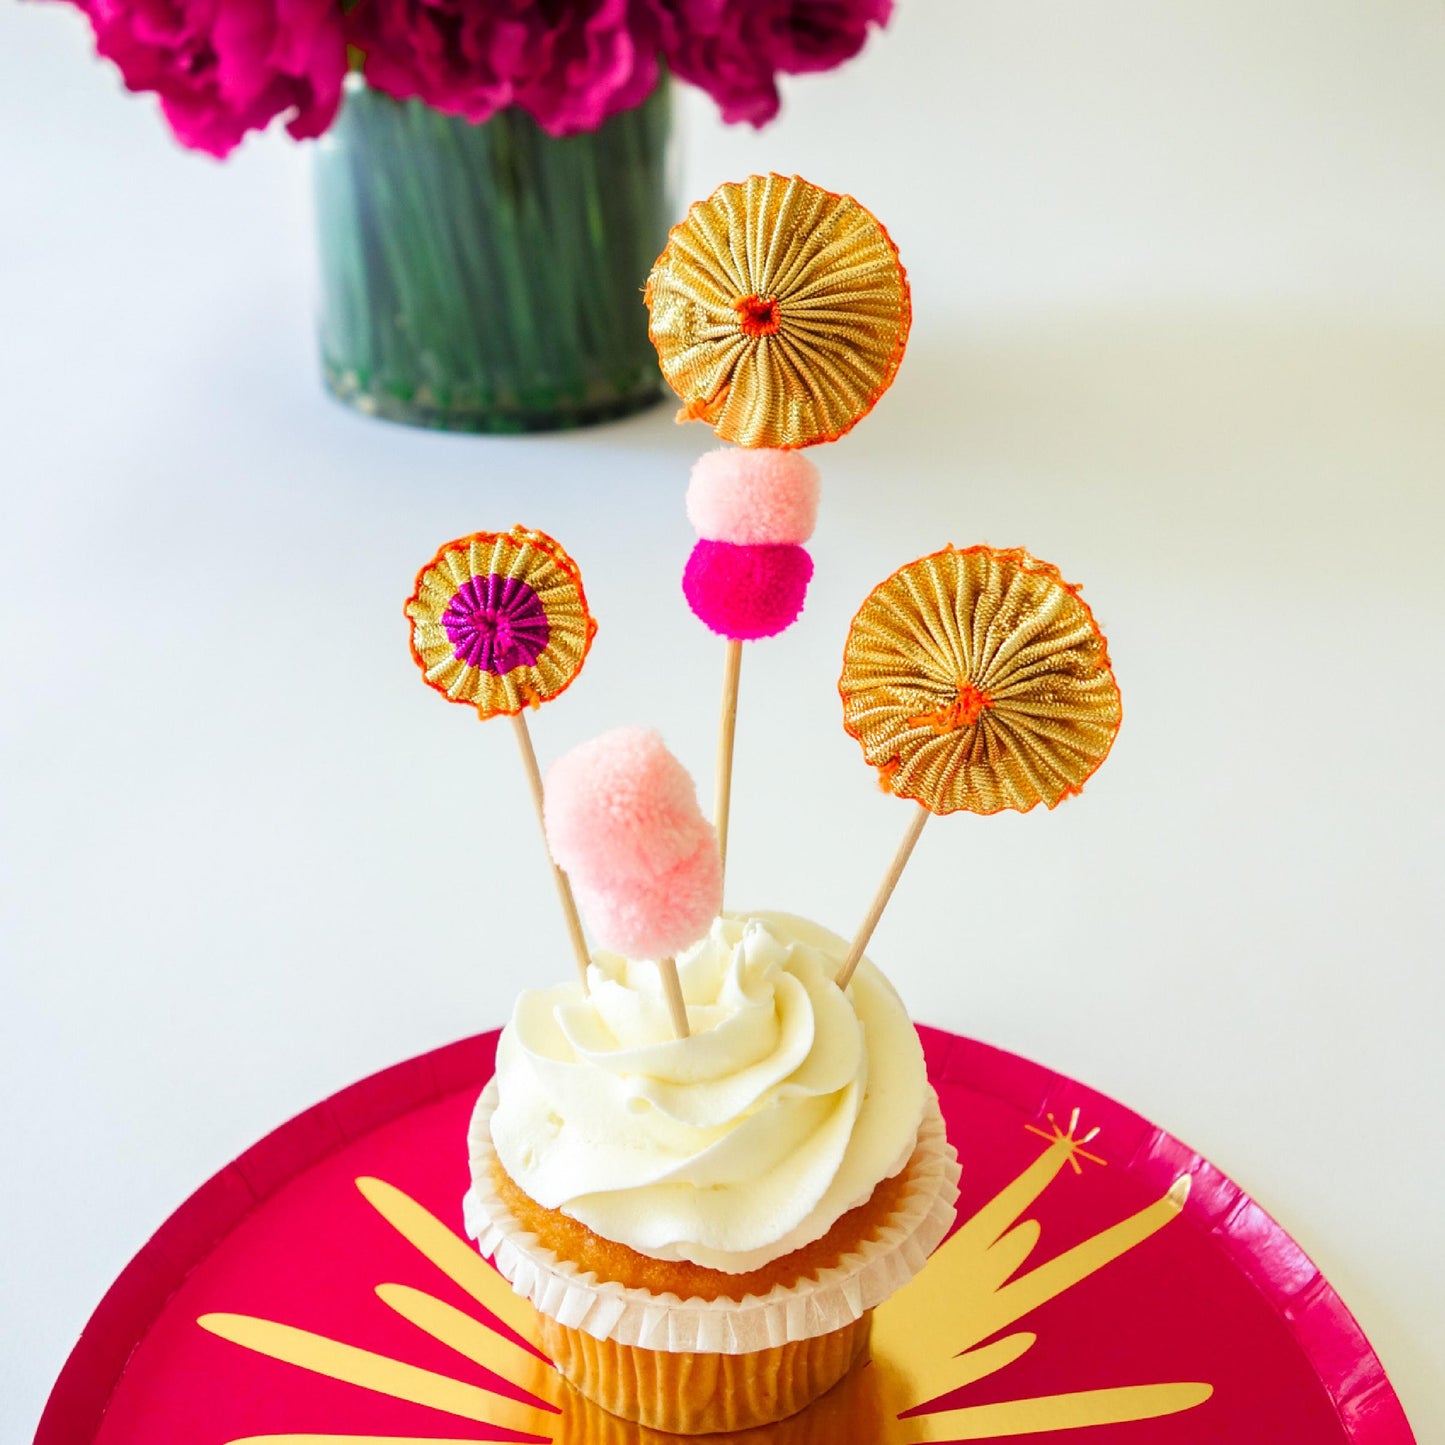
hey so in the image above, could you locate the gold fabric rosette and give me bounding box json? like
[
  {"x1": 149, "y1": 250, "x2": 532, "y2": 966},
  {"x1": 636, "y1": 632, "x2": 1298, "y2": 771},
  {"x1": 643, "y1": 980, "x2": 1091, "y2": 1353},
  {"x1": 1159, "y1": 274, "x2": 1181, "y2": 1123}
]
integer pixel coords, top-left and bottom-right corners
[
  {"x1": 405, "y1": 527, "x2": 597, "y2": 721},
  {"x1": 840, "y1": 546, "x2": 1122, "y2": 815},
  {"x1": 645, "y1": 173, "x2": 911, "y2": 449}
]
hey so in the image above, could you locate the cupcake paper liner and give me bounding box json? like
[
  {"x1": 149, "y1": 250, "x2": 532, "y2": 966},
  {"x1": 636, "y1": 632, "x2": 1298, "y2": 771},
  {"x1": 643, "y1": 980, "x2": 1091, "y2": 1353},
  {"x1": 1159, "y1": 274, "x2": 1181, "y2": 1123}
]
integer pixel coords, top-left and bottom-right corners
[
  {"x1": 463, "y1": 1078, "x2": 960, "y2": 1355},
  {"x1": 539, "y1": 1310, "x2": 874, "y2": 1433}
]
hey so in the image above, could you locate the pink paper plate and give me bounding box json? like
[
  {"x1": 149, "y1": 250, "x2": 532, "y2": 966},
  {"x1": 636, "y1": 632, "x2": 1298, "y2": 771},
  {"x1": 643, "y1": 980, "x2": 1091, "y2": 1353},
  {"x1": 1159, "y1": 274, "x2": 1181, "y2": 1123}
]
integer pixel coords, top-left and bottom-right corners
[{"x1": 37, "y1": 1027, "x2": 1414, "y2": 1444}]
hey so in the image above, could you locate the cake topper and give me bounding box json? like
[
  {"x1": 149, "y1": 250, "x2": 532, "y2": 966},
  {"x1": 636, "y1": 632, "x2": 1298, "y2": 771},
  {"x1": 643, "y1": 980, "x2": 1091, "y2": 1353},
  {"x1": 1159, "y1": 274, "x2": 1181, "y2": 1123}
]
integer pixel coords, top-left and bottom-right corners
[
  {"x1": 405, "y1": 527, "x2": 598, "y2": 987},
  {"x1": 645, "y1": 173, "x2": 911, "y2": 449},
  {"x1": 834, "y1": 545, "x2": 1123, "y2": 987},
  {"x1": 681, "y1": 447, "x2": 819, "y2": 881},
  {"x1": 544, "y1": 728, "x2": 722, "y2": 1038},
  {"x1": 649, "y1": 173, "x2": 911, "y2": 892}
]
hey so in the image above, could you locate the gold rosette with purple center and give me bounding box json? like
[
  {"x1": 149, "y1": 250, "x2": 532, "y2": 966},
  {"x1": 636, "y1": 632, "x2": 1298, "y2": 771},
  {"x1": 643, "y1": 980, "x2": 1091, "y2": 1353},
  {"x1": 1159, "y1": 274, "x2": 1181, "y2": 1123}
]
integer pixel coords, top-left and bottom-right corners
[
  {"x1": 406, "y1": 527, "x2": 596, "y2": 720},
  {"x1": 840, "y1": 546, "x2": 1122, "y2": 815},
  {"x1": 645, "y1": 173, "x2": 911, "y2": 449}
]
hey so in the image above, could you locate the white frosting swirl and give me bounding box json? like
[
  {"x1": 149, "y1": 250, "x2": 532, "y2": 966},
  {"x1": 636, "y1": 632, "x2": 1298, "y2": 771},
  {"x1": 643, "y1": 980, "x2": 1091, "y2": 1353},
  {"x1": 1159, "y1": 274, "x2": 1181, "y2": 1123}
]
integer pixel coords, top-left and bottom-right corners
[{"x1": 489, "y1": 911, "x2": 928, "y2": 1273}]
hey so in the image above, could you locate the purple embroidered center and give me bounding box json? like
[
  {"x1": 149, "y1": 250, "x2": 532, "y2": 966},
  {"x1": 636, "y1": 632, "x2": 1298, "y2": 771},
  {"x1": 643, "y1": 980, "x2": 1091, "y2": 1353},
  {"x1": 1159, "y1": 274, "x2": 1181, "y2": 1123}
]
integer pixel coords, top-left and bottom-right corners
[{"x1": 441, "y1": 573, "x2": 549, "y2": 674}]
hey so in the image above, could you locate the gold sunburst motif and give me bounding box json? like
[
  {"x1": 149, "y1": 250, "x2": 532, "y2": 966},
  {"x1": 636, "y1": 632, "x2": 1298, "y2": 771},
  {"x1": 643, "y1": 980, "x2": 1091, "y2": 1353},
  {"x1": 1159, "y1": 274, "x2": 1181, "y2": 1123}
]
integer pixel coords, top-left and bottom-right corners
[
  {"x1": 645, "y1": 173, "x2": 912, "y2": 449},
  {"x1": 199, "y1": 1115, "x2": 1213, "y2": 1444},
  {"x1": 840, "y1": 546, "x2": 1123, "y2": 816}
]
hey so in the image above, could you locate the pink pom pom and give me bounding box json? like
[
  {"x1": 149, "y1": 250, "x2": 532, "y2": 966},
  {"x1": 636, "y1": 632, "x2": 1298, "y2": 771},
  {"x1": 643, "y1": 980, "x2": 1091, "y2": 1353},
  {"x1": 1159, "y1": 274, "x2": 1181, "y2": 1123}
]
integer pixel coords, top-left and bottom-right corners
[
  {"x1": 545, "y1": 728, "x2": 722, "y2": 959},
  {"x1": 682, "y1": 540, "x2": 814, "y2": 640},
  {"x1": 686, "y1": 448, "x2": 820, "y2": 545},
  {"x1": 573, "y1": 831, "x2": 723, "y2": 960},
  {"x1": 545, "y1": 727, "x2": 709, "y2": 883}
]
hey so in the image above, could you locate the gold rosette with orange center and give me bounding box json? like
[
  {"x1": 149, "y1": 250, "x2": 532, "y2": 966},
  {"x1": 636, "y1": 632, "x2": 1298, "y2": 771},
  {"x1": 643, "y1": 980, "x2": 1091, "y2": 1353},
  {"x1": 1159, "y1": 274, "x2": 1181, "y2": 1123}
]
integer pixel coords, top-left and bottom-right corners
[
  {"x1": 840, "y1": 546, "x2": 1122, "y2": 815},
  {"x1": 645, "y1": 173, "x2": 911, "y2": 449},
  {"x1": 406, "y1": 527, "x2": 596, "y2": 720}
]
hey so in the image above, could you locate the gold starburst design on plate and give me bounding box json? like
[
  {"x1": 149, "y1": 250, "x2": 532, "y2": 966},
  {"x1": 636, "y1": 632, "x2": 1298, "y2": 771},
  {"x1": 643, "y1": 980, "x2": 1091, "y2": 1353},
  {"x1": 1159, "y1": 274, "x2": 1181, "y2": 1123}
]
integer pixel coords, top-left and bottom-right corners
[
  {"x1": 645, "y1": 173, "x2": 911, "y2": 449},
  {"x1": 840, "y1": 546, "x2": 1123, "y2": 815},
  {"x1": 199, "y1": 1114, "x2": 1211, "y2": 1444}
]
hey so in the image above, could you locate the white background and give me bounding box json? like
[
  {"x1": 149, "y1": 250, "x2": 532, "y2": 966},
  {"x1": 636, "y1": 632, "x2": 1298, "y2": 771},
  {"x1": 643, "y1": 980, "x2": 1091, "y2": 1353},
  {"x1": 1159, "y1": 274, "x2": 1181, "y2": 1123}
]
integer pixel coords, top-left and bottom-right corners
[{"x1": 3, "y1": 1, "x2": 1443, "y2": 1438}]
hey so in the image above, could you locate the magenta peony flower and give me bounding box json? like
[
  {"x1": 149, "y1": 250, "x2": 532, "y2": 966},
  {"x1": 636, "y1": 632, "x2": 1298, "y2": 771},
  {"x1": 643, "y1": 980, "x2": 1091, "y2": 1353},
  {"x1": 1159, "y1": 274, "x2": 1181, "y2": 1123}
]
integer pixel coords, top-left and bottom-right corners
[
  {"x1": 661, "y1": 0, "x2": 892, "y2": 127},
  {"x1": 77, "y1": 0, "x2": 348, "y2": 157},
  {"x1": 344, "y1": 0, "x2": 527, "y2": 124},
  {"x1": 347, "y1": 0, "x2": 670, "y2": 137},
  {"x1": 511, "y1": 0, "x2": 668, "y2": 134},
  {"x1": 761, "y1": 0, "x2": 892, "y2": 74},
  {"x1": 661, "y1": 0, "x2": 778, "y2": 126}
]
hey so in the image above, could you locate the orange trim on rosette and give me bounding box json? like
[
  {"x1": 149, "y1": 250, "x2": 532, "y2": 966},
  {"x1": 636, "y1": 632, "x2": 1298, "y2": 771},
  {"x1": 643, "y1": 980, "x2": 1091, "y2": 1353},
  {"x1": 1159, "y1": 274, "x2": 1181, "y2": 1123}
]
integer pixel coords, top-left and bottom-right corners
[
  {"x1": 405, "y1": 524, "x2": 597, "y2": 984},
  {"x1": 645, "y1": 173, "x2": 912, "y2": 449},
  {"x1": 839, "y1": 546, "x2": 1122, "y2": 817},
  {"x1": 405, "y1": 526, "x2": 597, "y2": 721}
]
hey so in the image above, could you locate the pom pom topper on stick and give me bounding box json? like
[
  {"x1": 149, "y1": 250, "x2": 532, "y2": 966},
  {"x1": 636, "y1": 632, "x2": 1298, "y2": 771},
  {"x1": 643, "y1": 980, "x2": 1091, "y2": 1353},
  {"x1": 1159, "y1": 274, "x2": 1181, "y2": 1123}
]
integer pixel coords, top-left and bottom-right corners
[
  {"x1": 405, "y1": 527, "x2": 598, "y2": 989},
  {"x1": 647, "y1": 173, "x2": 912, "y2": 887},
  {"x1": 834, "y1": 545, "x2": 1124, "y2": 989},
  {"x1": 682, "y1": 448, "x2": 819, "y2": 875},
  {"x1": 544, "y1": 728, "x2": 723, "y2": 1039}
]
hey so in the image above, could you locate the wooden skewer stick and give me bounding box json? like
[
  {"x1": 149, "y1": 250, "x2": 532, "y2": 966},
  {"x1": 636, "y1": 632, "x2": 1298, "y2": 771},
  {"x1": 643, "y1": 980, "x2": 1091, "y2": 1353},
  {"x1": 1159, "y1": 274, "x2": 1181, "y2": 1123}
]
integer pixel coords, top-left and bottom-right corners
[
  {"x1": 835, "y1": 804, "x2": 931, "y2": 991},
  {"x1": 714, "y1": 638, "x2": 744, "y2": 885},
  {"x1": 658, "y1": 957, "x2": 691, "y2": 1039},
  {"x1": 511, "y1": 711, "x2": 591, "y2": 992}
]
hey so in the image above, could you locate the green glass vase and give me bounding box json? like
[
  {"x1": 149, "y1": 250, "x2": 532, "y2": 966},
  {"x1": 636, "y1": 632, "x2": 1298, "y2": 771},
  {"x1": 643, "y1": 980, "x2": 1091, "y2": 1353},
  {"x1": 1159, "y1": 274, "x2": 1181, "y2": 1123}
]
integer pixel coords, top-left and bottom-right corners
[{"x1": 313, "y1": 77, "x2": 673, "y2": 433}]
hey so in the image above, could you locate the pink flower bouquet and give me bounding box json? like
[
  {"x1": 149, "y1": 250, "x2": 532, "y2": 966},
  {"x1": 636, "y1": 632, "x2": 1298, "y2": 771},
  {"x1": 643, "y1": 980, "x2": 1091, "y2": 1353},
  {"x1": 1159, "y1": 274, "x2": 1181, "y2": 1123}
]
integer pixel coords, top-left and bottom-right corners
[{"x1": 59, "y1": 0, "x2": 892, "y2": 158}]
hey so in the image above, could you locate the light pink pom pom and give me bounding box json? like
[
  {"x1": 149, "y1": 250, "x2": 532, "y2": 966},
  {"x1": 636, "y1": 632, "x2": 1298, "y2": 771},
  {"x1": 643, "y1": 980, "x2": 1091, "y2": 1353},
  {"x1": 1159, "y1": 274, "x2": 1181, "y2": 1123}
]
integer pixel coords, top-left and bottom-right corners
[
  {"x1": 573, "y1": 832, "x2": 723, "y2": 960},
  {"x1": 545, "y1": 727, "x2": 707, "y2": 882},
  {"x1": 686, "y1": 447, "x2": 820, "y2": 545}
]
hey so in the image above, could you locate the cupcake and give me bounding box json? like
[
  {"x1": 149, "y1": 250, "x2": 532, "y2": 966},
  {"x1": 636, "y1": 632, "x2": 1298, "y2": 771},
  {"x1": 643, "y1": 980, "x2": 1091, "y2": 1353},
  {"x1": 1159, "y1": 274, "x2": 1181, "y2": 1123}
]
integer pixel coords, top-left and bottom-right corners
[{"x1": 464, "y1": 911, "x2": 960, "y2": 1434}]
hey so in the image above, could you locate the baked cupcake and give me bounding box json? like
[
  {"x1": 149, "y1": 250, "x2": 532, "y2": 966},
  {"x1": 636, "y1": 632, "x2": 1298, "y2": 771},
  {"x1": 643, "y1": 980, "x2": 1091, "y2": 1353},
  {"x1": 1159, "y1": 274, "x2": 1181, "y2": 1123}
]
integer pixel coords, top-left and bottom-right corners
[{"x1": 464, "y1": 911, "x2": 959, "y2": 1433}]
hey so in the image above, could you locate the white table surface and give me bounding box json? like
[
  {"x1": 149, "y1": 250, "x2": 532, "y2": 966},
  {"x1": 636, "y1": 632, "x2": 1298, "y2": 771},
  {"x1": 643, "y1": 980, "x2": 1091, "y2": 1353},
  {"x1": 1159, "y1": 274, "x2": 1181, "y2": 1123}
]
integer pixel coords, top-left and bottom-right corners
[{"x1": 3, "y1": 2, "x2": 1443, "y2": 1438}]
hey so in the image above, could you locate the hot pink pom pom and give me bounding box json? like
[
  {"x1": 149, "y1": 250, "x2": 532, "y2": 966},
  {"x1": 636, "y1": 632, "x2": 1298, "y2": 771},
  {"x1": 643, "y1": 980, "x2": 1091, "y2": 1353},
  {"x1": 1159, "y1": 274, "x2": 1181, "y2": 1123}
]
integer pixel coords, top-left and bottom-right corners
[
  {"x1": 686, "y1": 448, "x2": 820, "y2": 545},
  {"x1": 682, "y1": 540, "x2": 814, "y2": 640},
  {"x1": 573, "y1": 832, "x2": 723, "y2": 960},
  {"x1": 545, "y1": 727, "x2": 709, "y2": 883}
]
